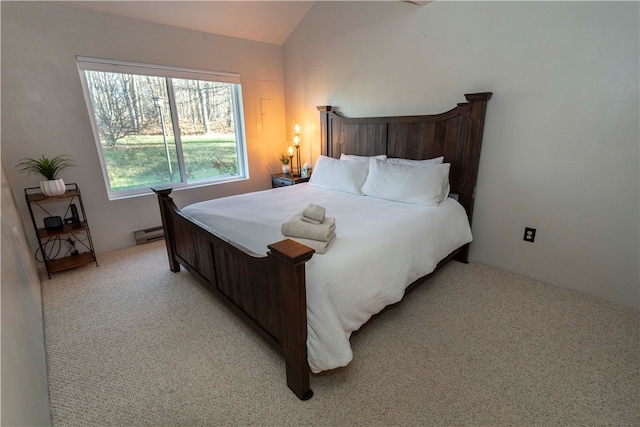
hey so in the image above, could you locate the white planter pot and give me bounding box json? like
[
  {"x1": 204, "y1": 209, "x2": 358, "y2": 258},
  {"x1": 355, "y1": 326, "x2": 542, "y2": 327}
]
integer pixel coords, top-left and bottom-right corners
[
  {"x1": 282, "y1": 165, "x2": 291, "y2": 174},
  {"x1": 40, "y1": 179, "x2": 66, "y2": 196}
]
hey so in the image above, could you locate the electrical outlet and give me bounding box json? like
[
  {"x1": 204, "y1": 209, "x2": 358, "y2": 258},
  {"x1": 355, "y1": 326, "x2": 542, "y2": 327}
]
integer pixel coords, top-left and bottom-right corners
[{"x1": 523, "y1": 227, "x2": 536, "y2": 243}]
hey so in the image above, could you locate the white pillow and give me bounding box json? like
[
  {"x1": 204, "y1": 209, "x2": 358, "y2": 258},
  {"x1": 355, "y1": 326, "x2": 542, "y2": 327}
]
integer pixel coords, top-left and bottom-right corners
[
  {"x1": 309, "y1": 155, "x2": 370, "y2": 195},
  {"x1": 387, "y1": 156, "x2": 449, "y2": 198},
  {"x1": 386, "y1": 156, "x2": 444, "y2": 166},
  {"x1": 361, "y1": 158, "x2": 451, "y2": 206},
  {"x1": 340, "y1": 153, "x2": 387, "y2": 162}
]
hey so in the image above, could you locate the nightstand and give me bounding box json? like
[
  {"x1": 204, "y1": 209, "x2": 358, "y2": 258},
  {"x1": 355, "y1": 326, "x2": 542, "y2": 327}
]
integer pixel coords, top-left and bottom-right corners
[{"x1": 271, "y1": 173, "x2": 310, "y2": 188}]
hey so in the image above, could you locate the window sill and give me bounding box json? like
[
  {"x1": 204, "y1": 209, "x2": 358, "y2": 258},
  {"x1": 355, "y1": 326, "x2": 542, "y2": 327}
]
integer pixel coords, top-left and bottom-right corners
[{"x1": 106, "y1": 175, "x2": 249, "y2": 201}]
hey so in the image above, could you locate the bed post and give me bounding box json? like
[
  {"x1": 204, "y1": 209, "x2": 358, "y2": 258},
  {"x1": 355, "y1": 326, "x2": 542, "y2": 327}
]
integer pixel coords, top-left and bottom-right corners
[
  {"x1": 152, "y1": 188, "x2": 181, "y2": 272},
  {"x1": 454, "y1": 92, "x2": 492, "y2": 263},
  {"x1": 459, "y1": 92, "x2": 492, "y2": 227},
  {"x1": 317, "y1": 106, "x2": 333, "y2": 157},
  {"x1": 268, "y1": 239, "x2": 315, "y2": 400}
]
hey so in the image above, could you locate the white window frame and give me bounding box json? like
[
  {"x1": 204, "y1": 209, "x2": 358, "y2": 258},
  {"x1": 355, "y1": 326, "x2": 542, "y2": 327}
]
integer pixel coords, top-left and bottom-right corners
[{"x1": 77, "y1": 56, "x2": 249, "y2": 200}]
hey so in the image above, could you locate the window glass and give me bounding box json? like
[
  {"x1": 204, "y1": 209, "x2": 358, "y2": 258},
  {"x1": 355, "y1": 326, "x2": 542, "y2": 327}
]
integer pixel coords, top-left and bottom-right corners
[{"x1": 77, "y1": 57, "x2": 247, "y2": 199}]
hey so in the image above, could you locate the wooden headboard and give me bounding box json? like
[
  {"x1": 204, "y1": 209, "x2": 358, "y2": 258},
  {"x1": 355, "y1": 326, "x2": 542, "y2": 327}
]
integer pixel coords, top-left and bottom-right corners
[{"x1": 317, "y1": 92, "x2": 492, "y2": 226}]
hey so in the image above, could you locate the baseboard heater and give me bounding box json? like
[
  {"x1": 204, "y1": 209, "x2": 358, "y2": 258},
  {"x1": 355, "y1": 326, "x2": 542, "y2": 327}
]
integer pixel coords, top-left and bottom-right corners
[{"x1": 134, "y1": 225, "x2": 164, "y2": 245}]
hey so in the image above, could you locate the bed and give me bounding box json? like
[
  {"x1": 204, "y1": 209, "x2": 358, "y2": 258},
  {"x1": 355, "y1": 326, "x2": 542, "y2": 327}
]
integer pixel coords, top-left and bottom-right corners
[{"x1": 153, "y1": 92, "x2": 492, "y2": 400}]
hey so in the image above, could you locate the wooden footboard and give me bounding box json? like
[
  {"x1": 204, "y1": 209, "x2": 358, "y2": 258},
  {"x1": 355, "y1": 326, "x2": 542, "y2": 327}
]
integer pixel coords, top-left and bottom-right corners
[{"x1": 153, "y1": 188, "x2": 315, "y2": 400}]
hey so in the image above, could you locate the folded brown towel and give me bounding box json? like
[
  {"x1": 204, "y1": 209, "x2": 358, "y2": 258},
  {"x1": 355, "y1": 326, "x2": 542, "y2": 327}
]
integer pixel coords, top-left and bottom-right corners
[{"x1": 281, "y1": 214, "x2": 335, "y2": 242}]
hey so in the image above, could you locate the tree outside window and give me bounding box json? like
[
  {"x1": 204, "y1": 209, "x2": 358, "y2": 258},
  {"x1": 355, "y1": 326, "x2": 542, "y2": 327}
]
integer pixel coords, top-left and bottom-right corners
[{"x1": 78, "y1": 57, "x2": 247, "y2": 199}]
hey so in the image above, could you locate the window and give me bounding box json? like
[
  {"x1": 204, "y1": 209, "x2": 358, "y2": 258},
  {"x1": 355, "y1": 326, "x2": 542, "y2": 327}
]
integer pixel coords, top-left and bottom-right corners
[{"x1": 77, "y1": 57, "x2": 248, "y2": 199}]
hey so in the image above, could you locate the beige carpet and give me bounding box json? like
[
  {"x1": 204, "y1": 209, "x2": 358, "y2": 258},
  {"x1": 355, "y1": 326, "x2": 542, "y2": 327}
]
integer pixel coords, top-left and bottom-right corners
[{"x1": 42, "y1": 241, "x2": 639, "y2": 426}]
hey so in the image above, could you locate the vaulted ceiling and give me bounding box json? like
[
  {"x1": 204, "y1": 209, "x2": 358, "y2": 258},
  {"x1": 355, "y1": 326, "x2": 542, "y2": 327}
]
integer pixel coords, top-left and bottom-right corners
[
  {"x1": 57, "y1": 1, "x2": 429, "y2": 46},
  {"x1": 58, "y1": 1, "x2": 317, "y2": 46}
]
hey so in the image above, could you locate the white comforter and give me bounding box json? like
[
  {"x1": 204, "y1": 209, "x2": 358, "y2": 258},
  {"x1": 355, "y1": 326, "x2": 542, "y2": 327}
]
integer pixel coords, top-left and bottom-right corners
[{"x1": 182, "y1": 183, "x2": 472, "y2": 373}]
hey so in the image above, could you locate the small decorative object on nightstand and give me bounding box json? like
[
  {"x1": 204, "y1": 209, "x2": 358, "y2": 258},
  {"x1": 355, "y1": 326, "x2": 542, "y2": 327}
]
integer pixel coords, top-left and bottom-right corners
[
  {"x1": 279, "y1": 153, "x2": 291, "y2": 174},
  {"x1": 301, "y1": 162, "x2": 311, "y2": 178},
  {"x1": 271, "y1": 173, "x2": 310, "y2": 188},
  {"x1": 292, "y1": 122, "x2": 301, "y2": 176}
]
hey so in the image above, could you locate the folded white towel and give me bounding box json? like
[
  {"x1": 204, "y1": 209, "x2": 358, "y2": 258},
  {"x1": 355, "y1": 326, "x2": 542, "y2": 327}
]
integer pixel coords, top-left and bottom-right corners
[
  {"x1": 289, "y1": 233, "x2": 336, "y2": 254},
  {"x1": 302, "y1": 203, "x2": 326, "y2": 223},
  {"x1": 282, "y1": 214, "x2": 335, "y2": 242},
  {"x1": 301, "y1": 216, "x2": 322, "y2": 225}
]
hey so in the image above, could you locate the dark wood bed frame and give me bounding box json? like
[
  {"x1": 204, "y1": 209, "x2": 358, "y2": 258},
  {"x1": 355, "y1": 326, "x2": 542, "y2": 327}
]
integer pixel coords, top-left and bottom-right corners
[{"x1": 153, "y1": 92, "x2": 492, "y2": 400}]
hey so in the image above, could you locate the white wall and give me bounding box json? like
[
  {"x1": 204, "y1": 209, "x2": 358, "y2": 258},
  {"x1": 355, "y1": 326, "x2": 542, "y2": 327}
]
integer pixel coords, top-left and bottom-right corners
[
  {"x1": 2, "y1": 2, "x2": 288, "y2": 255},
  {"x1": 283, "y1": 1, "x2": 639, "y2": 308},
  {"x1": 1, "y1": 162, "x2": 52, "y2": 426}
]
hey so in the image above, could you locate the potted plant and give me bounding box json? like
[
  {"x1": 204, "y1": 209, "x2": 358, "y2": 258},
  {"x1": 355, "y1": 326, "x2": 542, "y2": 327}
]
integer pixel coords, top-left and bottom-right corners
[
  {"x1": 279, "y1": 153, "x2": 291, "y2": 174},
  {"x1": 16, "y1": 155, "x2": 76, "y2": 196}
]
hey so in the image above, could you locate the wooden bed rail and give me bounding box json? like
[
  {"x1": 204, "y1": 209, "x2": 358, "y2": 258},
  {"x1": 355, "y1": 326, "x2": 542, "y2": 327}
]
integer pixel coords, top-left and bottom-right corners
[{"x1": 152, "y1": 188, "x2": 315, "y2": 400}]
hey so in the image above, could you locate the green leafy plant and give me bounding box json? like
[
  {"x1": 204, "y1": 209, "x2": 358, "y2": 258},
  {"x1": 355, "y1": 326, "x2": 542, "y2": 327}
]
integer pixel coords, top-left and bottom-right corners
[
  {"x1": 16, "y1": 155, "x2": 76, "y2": 180},
  {"x1": 279, "y1": 153, "x2": 290, "y2": 165}
]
